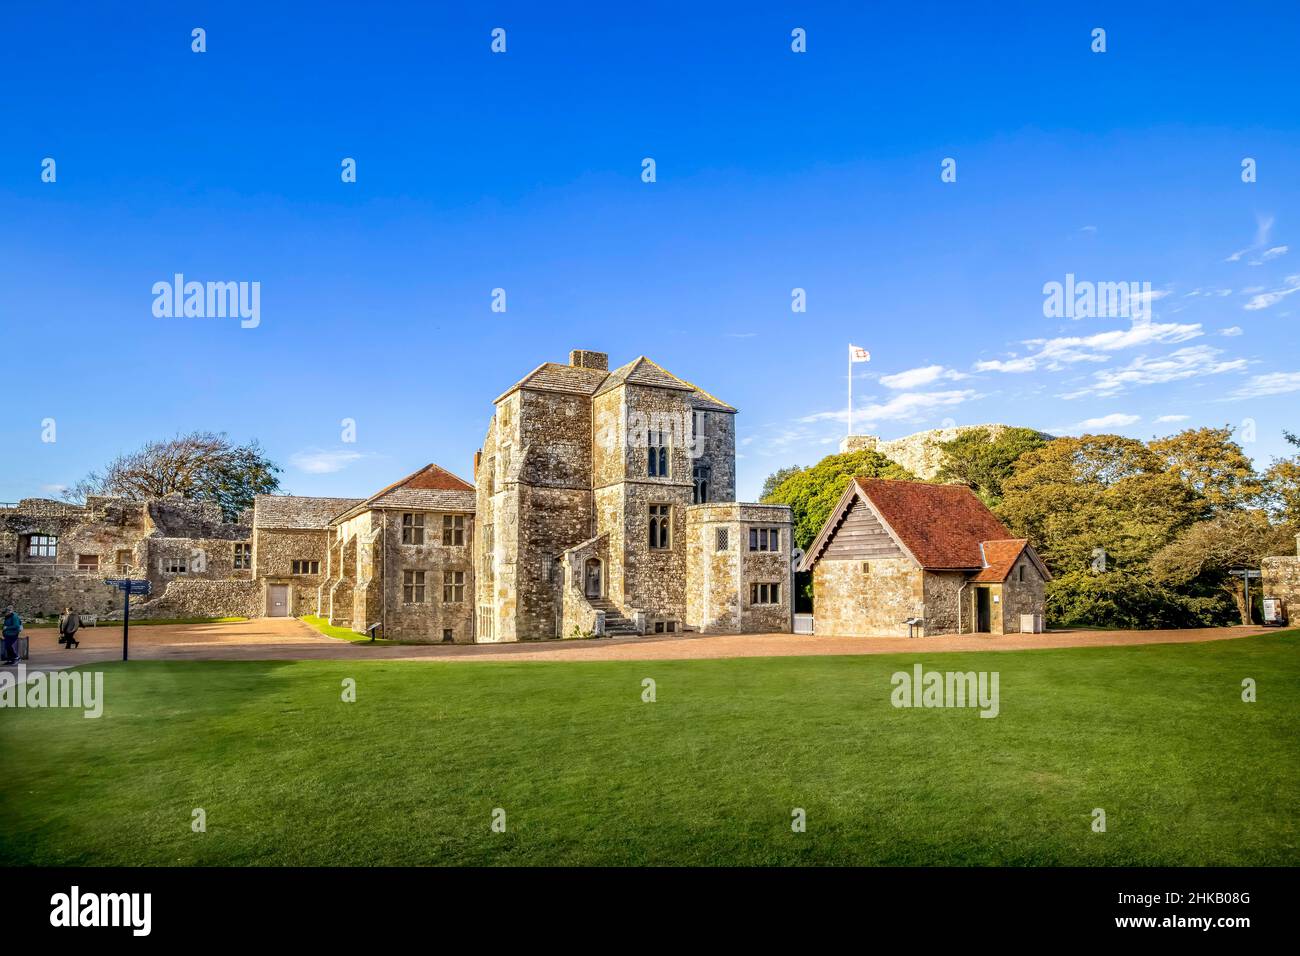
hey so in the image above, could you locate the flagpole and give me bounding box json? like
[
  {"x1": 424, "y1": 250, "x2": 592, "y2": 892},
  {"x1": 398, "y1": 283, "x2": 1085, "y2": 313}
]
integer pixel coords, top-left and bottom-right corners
[{"x1": 847, "y1": 347, "x2": 853, "y2": 438}]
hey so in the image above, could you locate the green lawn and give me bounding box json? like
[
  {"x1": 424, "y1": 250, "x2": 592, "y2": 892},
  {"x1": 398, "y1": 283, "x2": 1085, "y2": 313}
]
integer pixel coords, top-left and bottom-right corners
[
  {"x1": 1, "y1": 632, "x2": 1297, "y2": 866},
  {"x1": 299, "y1": 614, "x2": 403, "y2": 645}
]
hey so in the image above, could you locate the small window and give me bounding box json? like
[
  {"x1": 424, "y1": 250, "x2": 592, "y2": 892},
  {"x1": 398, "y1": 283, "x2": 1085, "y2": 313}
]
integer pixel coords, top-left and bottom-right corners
[
  {"x1": 861, "y1": 561, "x2": 871, "y2": 575},
  {"x1": 1017, "y1": 564, "x2": 1026, "y2": 582},
  {"x1": 115, "y1": 549, "x2": 133, "y2": 572},
  {"x1": 749, "y1": 582, "x2": 781, "y2": 605},
  {"x1": 77, "y1": 554, "x2": 99, "y2": 572},
  {"x1": 165, "y1": 556, "x2": 188, "y2": 574},
  {"x1": 291, "y1": 559, "x2": 320, "y2": 575},
  {"x1": 442, "y1": 514, "x2": 465, "y2": 546},
  {"x1": 442, "y1": 628, "x2": 454, "y2": 643},
  {"x1": 715, "y1": 528, "x2": 729, "y2": 551},
  {"x1": 748, "y1": 528, "x2": 781, "y2": 552},
  {"x1": 403, "y1": 569, "x2": 426, "y2": 603},
  {"x1": 401, "y1": 513, "x2": 425, "y2": 545},
  {"x1": 233, "y1": 542, "x2": 252, "y2": 570},
  {"x1": 654, "y1": 621, "x2": 665, "y2": 634},
  {"x1": 666, "y1": 621, "x2": 676, "y2": 633},
  {"x1": 647, "y1": 430, "x2": 670, "y2": 478},
  {"x1": 27, "y1": 535, "x2": 57, "y2": 558},
  {"x1": 443, "y1": 570, "x2": 465, "y2": 603},
  {"x1": 649, "y1": 505, "x2": 671, "y2": 550},
  {"x1": 482, "y1": 525, "x2": 494, "y2": 577}
]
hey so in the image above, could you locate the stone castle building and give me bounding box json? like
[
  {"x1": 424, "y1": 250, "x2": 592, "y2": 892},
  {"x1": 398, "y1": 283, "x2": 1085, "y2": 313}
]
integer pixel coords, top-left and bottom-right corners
[
  {"x1": 2, "y1": 349, "x2": 795, "y2": 642},
  {"x1": 474, "y1": 350, "x2": 792, "y2": 641},
  {"x1": 840, "y1": 424, "x2": 1045, "y2": 480}
]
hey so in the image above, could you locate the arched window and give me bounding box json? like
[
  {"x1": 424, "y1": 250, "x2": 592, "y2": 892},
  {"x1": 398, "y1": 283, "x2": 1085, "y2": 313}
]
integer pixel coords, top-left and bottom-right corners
[{"x1": 692, "y1": 463, "x2": 711, "y2": 504}]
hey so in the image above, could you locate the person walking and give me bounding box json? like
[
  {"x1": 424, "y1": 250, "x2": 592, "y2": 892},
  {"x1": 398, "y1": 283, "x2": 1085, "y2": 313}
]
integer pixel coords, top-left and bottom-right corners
[
  {"x1": 1, "y1": 606, "x2": 21, "y2": 665},
  {"x1": 58, "y1": 607, "x2": 82, "y2": 649}
]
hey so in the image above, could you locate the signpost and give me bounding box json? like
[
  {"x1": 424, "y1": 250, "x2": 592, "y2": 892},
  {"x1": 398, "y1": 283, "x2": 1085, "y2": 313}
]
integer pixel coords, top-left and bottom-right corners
[
  {"x1": 1228, "y1": 569, "x2": 1261, "y2": 625},
  {"x1": 103, "y1": 578, "x2": 151, "y2": 661}
]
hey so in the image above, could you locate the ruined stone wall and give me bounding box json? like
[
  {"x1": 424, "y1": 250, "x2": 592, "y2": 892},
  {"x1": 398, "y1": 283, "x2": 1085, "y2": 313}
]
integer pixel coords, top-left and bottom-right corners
[
  {"x1": 840, "y1": 424, "x2": 1038, "y2": 479},
  {"x1": 132, "y1": 579, "x2": 261, "y2": 619},
  {"x1": 142, "y1": 537, "x2": 253, "y2": 594},
  {"x1": 0, "y1": 573, "x2": 126, "y2": 619},
  {"x1": 813, "y1": 557, "x2": 923, "y2": 637}
]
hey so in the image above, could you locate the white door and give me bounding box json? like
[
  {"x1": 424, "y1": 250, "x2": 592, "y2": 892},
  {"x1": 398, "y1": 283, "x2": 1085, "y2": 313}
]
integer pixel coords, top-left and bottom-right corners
[{"x1": 267, "y1": 585, "x2": 289, "y2": 617}]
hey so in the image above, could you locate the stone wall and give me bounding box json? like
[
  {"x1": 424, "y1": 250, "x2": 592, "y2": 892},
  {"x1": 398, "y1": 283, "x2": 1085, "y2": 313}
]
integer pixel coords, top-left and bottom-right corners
[
  {"x1": 1262, "y1": 536, "x2": 1300, "y2": 625},
  {"x1": 839, "y1": 424, "x2": 1041, "y2": 479},
  {"x1": 377, "y1": 508, "x2": 476, "y2": 643},
  {"x1": 132, "y1": 579, "x2": 261, "y2": 619},
  {"x1": 812, "y1": 557, "x2": 923, "y2": 637},
  {"x1": 922, "y1": 571, "x2": 966, "y2": 636},
  {"x1": 253, "y1": 527, "x2": 329, "y2": 616},
  {"x1": 1000, "y1": 558, "x2": 1048, "y2": 633},
  {"x1": 686, "y1": 503, "x2": 793, "y2": 634}
]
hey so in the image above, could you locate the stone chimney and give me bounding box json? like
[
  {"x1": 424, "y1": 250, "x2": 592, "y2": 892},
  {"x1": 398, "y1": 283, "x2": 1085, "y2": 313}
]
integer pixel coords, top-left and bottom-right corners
[{"x1": 569, "y1": 349, "x2": 608, "y2": 371}]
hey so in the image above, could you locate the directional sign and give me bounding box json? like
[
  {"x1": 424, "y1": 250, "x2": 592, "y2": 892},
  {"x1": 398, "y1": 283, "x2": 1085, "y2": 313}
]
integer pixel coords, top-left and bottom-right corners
[
  {"x1": 103, "y1": 578, "x2": 152, "y2": 595},
  {"x1": 1228, "y1": 569, "x2": 1262, "y2": 579},
  {"x1": 102, "y1": 578, "x2": 150, "y2": 660}
]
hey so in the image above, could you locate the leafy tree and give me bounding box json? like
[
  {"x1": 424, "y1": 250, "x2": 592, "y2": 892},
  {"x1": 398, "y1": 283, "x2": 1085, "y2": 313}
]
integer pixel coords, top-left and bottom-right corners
[
  {"x1": 1263, "y1": 430, "x2": 1300, "y2": 523},
  {"x1": 1149, "y1": 426, "x2": 1263, "y2": 513},
  {"x1": 998, "y1": 435, "x2": 1202, "y2": 575},
  {"x1": 65, "y1": 431, "x2": 282, "y2": 521},
  {"x1": 760, "y1": 466, "x2": 804, "y2": 502},
  {"x1": 1150, "y1": 512, "x2": 1296, "y2": 624},
  {"x1": 1045, "y1": 570, "x2": 1222, "y2": 630},
  {"x1": 763, "y1": 449, "x2": 916, "y2": 551},
  {"x1": 933, "y1": 426, "x2": 1049, "y2": 507}
]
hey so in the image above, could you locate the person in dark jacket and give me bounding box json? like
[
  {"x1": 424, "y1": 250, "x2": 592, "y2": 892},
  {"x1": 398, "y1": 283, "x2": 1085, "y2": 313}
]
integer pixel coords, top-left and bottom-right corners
[
  {"x1": 58, "y1": 607, "x2": 81, "y2": 649},
  {"x1": 1, "y1": 606, "x2": 21, "y2": 665}
]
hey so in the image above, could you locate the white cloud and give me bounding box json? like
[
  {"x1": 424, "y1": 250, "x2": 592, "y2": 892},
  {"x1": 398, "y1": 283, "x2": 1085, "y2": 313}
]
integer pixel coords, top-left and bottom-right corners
[
  {"x1": 1154, "y1": 414, "x2": 1190, "y2": 423},
  {"x1": 1219, "y1": 326, "x2": 1243, "y2": 336},
  {"x1": 1226, "y1": 213, "x2": 1275, "y2": 262},
  {"x1": 1248, "y1": 245, "x2": 1289, "y2": 265},
  {"x1": 1243, "y1": 275, "x2": 1300, "y2": 311},
  {"x1": 799, "y1": 389, "x2": 976, "y2": 427},
  {"x1": 41, "y1": 483, "x2": 68, "y2": 495},
  {"x1": 1061, "y1": 346, "x2": 1248, "y2": 399},
  {"x1": 878, "y1": 365, "x2": 967, "y2": 389},
  {"x1": 290, "y1": 449, "x2": 365, "y2": 474},
  {"x1": 977, "y1": 320, "x2": 1204, "y2": 375},
  {"x1": 1055, "y1": 413, "x2": 1141, "y2": 433},
  {"x1": 1228, "y1": 372, "x2": 1300, "y2": 400}
]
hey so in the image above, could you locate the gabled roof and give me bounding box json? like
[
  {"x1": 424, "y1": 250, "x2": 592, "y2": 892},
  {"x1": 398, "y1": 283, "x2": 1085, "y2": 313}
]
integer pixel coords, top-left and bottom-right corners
[
  {"x1": 595, "y1": 357, "x2": 736, "y2": 412},
  {"x1": 800, "y1": 478, "x2": 1041, "y2": 573},
  {"x1": 494, "y1": 363, "x2": 610, "y2": 403},
  {"x1": 331, "y1": 464, "x2": 476, "y2": 524},
  {"x1": 254, "y1": 495, "x2": 365, "y2": 530},
  {"x1": 969, "y1": 538, "x2": 1051, "y2": 582},
  {"x1": 493, "y1": 355, "x2": 736, "y2": 413}
]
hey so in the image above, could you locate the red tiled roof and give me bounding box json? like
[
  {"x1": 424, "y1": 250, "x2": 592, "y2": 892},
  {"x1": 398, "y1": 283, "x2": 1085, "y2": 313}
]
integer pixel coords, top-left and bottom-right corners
[
  {"x1": 970, "y1": 538, "x2": 1029, "y2": 582},
  {"x1": 853, "y1": 478, "x2": 1011, "y2": 569}
]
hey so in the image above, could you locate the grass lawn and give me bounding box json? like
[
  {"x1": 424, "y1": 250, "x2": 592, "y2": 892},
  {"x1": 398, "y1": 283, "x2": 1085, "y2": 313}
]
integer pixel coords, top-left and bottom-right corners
[
  {"x1": 299, "y1": 614, "x2": 403, "y2": 645},
  {"x1": 1, "y1": 631, "x2": 1297, "y2": 866}
]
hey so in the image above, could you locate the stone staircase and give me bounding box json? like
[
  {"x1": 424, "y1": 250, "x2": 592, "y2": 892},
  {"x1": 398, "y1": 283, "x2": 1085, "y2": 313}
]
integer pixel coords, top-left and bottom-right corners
[{"x1": 587, "y1": 599, "x2": 641, "y2": 637}]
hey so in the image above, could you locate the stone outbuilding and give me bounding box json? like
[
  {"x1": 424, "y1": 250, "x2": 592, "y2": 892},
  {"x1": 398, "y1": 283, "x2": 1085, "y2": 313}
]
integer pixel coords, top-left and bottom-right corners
[{"x1": 798, "y1": 478, "x2": 1050, "y2": 637}]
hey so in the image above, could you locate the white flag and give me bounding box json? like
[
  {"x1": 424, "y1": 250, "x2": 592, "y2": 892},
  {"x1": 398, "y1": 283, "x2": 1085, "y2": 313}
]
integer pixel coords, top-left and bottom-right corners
[{"x1": 849, "y1": 344, "x2": 871, "y2": 363}]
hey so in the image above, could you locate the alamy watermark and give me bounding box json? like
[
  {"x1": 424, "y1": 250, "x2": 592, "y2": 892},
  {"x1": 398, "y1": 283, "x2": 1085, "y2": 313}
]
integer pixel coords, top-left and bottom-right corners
[
  {"x1": 891, "y1": 664, "x2": 999, "y2": 718},
  {"x1": 152, "y1": 274, "x2": 260, "y2": 328},
  {"x1": 1043, "y1": 274, "x2": 1154, "y2": 321},
  {"x1": 0, "y1": 665, "x2": 104, "y2": 718}
]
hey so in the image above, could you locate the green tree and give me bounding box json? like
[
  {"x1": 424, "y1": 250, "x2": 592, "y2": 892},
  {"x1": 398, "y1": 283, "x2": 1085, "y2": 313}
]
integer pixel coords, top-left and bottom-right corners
[
  {"x1": 759, "y1": 466, "x2": 804, "y2": 502},
  {"x1": 1263, "y1": 430, "x2": 1300, "y2": 523},
  {"x1": 933, "y1": 426, "x2": 1049, "y2": 507},
  {"x1": 763, "y1": 449, "x2": 916, "y2": 551},
  {"x1": 999, "y1": 435, "x2": 1202, "y2": 575},
  {"x1": 1149, "y1": 425, "x2": 1263, "y2": 513},
  {"x1": 65, "y1": 431, "x2": 282, "y2": 521},
  {"x1": 1150, "y1": 511, "x2": 1296, "y2": 624}
]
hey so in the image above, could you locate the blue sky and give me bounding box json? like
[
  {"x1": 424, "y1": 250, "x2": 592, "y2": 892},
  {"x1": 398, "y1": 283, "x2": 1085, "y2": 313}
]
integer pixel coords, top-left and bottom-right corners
[{"x1": 2, "y1": 1, "x2": 1297, "y2": 504}]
